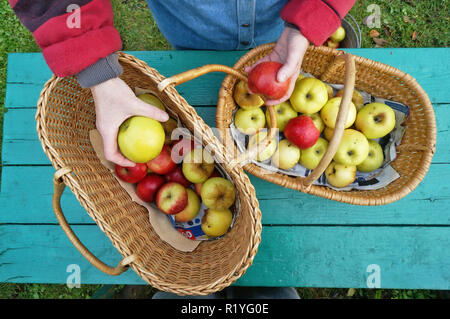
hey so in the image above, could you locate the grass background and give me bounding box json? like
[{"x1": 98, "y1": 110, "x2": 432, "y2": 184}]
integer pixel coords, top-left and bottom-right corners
[{"x1": 0, "y1": 0, "x2": 449, "y2": 299}]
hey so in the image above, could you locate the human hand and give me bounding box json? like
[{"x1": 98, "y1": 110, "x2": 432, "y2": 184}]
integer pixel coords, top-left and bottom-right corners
[
  {"x1": 246, "y1": 27, "x2": 309, "y2": 105},
  {"x1": 90, "y1": 77, "x2": 169, "y2": 167}
]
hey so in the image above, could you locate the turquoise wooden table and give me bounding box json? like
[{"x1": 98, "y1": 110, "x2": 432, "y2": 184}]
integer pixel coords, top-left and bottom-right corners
[{"x1": 1, "y1": 48, "x2": 449, "y2": 290}]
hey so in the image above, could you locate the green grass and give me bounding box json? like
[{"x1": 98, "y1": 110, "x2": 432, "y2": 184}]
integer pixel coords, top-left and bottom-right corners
[{"x1": 0, "y1": 0, "x2": 448, "y2": 299}]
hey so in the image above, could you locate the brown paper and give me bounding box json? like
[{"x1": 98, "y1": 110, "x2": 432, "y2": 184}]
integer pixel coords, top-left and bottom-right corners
[{"x1": 89, "y1": 129, "x2": 200, "y2": 252}]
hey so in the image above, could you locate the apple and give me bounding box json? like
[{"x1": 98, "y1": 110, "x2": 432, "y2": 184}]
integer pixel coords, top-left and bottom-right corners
[
  {"x1": 303, "y1": 112, "x2": 325, "y2": 133},
  {"x1": 326, "y1": 39, "x2": 340, "y2": 49},
  {"x1": 136, "y1": 174, "x2": 165, "y2": 202},
  {"x1": 325, "y1": 161, "x2": 356, "y2": 188},
  {"x1": 320, "y1": 97, "x2": 357, "y2": 129},
  {"x1": 271, "y1": 139, "x2": 301, "y2": 170},
  {"x1": 334, "y1": 129, "x2": 369, "y2": 166},
  {"x1": 335, "y1": 89, "x2": 365, "y2": 111},
  {"x1": 289, "y1": 77, "x2": 329, "y2": 114},
  {"x1": 171, "y1": 138, "x2": 195, "y2": 164},
  {"x1": 234, "y1": 107, "x2": 266, "y2": 135},
  {"x1": 284, "y1": 115, "x2": 320, "y2": 149},
  {"x1": 146, "y1": 145, "x2": 176, "y2": 175},
  {"x1": 323, "y1": 126, "x2": 334, "y2": 141},
  {"x1": 138, "y1": 93, "x2": 166, "y2": 111},
  {"x1": 248, "y1": 61, "x2": 291, "y2": 100},
  {"x1": 194, "y1": 169, "x2": 221, "y2": 196},
  {"x1": 325, "y1": 83, "x2": 334, "y2": 99},
  {"x1": 114, "y1": 163, "x2": 148, "y2": 183},
  {"x1": 299, "y1": 137, "x2": 329, "y2": 170},
  {"x1": 357, "y1": 139, "x2": 384, "y2": 172},
  {"x1": 265, "y1": 101, "x2": 298, "y2": 132},
  {"x1": 330, "y1": 26, "x2": 346, "y2": 42},
  {"x1": 118, "y1": 116, "x2": 165, "y2": 163},
  {"x1": 247, "y1": 131, "x2": 278, "y2": 162},
  {"x1": 155, "y1": 182, "x2": 188, "y2": 215},
  {"x1": 161, "y1": 117, "x2": 178, "y2": 145},
  {"x1": 296, "y1": 74, "x2": 305, "y2": 82},
  {"x1": 201, "y1": 177, "x2": 236, "y2": 210},
  {"x1": 233, "y1": 80, "x2": 264, "y2": 109},
  {"x1": 182, "y1": 148, "x2": 215, "y2": 183},
  {"x1": 201, "y1": 208, "x2": 233, "y2": 237},
  {"x1": 164, "y1": 165, "x2": 192, "y2": 188},
  {"x1": 355, "y1": 103, "x2": 396, "y2": 139},
  {"x1": 174, "y1": 188, "x2": 201, "y2": 223}
]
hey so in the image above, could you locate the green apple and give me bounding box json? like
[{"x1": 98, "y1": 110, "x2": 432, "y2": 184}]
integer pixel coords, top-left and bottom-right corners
[
  {"x1": 357, "y1": 139, "x2": 384, "y2": 172},
  {"x1": 334, "y1": 129, "x2": 369, "y2": 166},
  {"x1": 247, "y1": 131, "x2": 278, "y2": 162},
  {"x1": 182, "y1": 148, "x2": 215, "y2": 183},
  {"x1": 330, "y1": 26, "x2": 346, "y2": 42},
  {"x1": 138, "y1": 93, "x2": 166, "y2": 111},
  {"x1": 234, "y1": 107, "x2": 266, "y2": 135},
  {"x1": 289, "y1": 77, "x2": 329, "y2": 114},
  {"x1": 355, "y1": 103, "x2": 396, "y2": 139},
  {"x1": 174, "y1": 188, "x2": 201, "y2": 223},
  {"x1": 272, "y1": 139, "x2": 301, "y2": 170},
  {"x1": 118, "y1": 116, "x2": 165, "y2": 163},
  {"x1": 265, "y1": 101, "x2": 298, "y2": 132},
  {"x1": 320, "y1": 97, "x2": 357, "y2": 129},
  {"x1": 201, "y1": 177, "x2": 236, "y2": 210},
  {"x1": 299, "y1": 137, "x2": 329, "y2": 170},
  {"x1": 303, "y1": 112, "x2": 325, "y2": 133},
  {"x1": 325, "y1": 161, "x2": 356, "y2": 188},
  {"x1": 233, "y1": 80, "x2": 264, "y2": 109},
  {"x1": 201, "y1": 208, "x2": 233, "y2": 237}
]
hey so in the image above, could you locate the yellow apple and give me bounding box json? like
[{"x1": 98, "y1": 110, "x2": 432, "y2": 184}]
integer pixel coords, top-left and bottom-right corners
[
  {"x1": 355, "y1": 103, "x2": 396, "y2": 139},
  {"x1": 117, "y1": 116, "x2": 165, "y2": 163},
  {"x1": 138, "y1": 93, "x2": 166, "y2": 111},
  {"x1": 334, "y1": 129, "x2": 369, "y2": 166},
  {"x1": 161, "y1": 117, "x2": 178, "y2": 145},
  {"x1": 330, "y1": 26, "x2": 346, "y2": 42},
  {"x1": 201, "y1": 208, "x2": 233, "y2": 237},
  {"x1": 335, "y1": 89, "x2": 365, "y2": 111},
  {"x1": 325, "y1": 83, "x2": 334, "y2": 99},
  {"x1": 265, "y1": 101, "x2": 298, "y2": 132},
  {"x1": 299, "y1": 137, "x2": 329, "y2": 170},
  {"x1": 201, "y1": 177, "x2": 236, "y2": 210},
  {"x1": 272, "y1": 139, "x2": 301, "y2": 170},
  {"x1": 320, "y1": 97, "x2": 356, "y2": 129},
  {"x1": 182, "y1": 148, "x2": 215, "y2": 183},
  {"x1": 325, "y1": 161, "x2": 356, "y2": 188},
  {"x1": 233, "y1": 80, "x2": 264, "y2": 109},
  {"x1": 303, "y1": 112, "x2": 325, "y2": 133},
  {"x1": 234, "y1": 107, "x2": 266, "y2": 135},
  {"x1": 174, "y1": 188, "x2": 201, "y2": 223},
  {"x1": 323, "y1": 126, "x2": 334, "y2": 141},
  {"x1": 290, "y1": 77, "x2": 329, "y2": 114},
  {"x1": 357, "y1": 139, "x2": 384, "y2": 172},
  {"x1": 247, "y1": 131, "x2": 278, "y2": 162}
]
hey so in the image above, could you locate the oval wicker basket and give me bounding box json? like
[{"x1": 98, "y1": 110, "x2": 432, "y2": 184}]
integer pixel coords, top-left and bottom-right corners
[
  {"x1": 36, "y1": 52, "x2": 262, "y2": 295},
  {"x1": 216, "y1": 43, "x2": 436, "y2": 206}
]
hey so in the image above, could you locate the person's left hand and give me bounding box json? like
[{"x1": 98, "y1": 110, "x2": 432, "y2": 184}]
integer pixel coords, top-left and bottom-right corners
[{"x1": 246, "y1": 26, "x2": 309, "y2": 106}]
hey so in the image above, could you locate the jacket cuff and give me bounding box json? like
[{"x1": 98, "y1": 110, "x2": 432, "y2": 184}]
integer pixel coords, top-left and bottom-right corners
[{"x1": 77, "y1": 52, "x2": 123, "y2": 88}]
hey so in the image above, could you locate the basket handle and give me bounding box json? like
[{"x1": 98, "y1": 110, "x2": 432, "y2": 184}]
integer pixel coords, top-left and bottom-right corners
[{"x1": 52, "y1": 167, "x2": 135, "y2": 276}]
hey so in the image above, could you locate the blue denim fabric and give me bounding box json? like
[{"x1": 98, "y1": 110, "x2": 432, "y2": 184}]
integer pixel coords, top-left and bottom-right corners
[{"x1": 146, "y1": 0, "x2": 288, "y2": 50}]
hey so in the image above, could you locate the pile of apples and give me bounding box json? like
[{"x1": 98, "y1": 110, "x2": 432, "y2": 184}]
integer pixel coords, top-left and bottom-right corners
[
  {"x1": 235, "y1": 63, "x2": 397, "y2": 188},
  {"x1": 115, "y1": 93, "x2": 236, "y2": 238},
  {"x1": 325, "y1": 25, "x2": 346, "y2": 49}
]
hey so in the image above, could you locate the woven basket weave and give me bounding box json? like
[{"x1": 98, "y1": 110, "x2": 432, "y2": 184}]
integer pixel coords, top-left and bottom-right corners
[
  {"x1": 216, "y1": 43, "x2": 436, "y2": 206},
  {"x1": 36, "y1": 52, "x2": 262, "y2": 295}
]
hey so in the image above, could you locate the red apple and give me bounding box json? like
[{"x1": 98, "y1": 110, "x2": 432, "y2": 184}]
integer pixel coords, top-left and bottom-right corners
[
  {"x1": 114, "y1": 163, "x2": 147, "y2": 183},
  {"x1": 193, "y1": 169, "x2": 221, "y2": 196},
  {"x1": 136, "y1": 174, "x2": 165, "y2": 202},
  {"x1": 171, "y1": 138, "x2": 195, "y2": 164},
  {"x1": 284, "y1": 115, "x2": 320, "y2": 149},
  {"x1": 156, "y1": 182, "x2": 188, "y2": 215},
  {"x1": 147, "y1": 145, "x2": 177, "y2": 175},
  {"x1": 248, "y1": 61, "x2": 291, "y2": 100},
  {"x1": 164, "y1": 165, "x2": 192, "y2": 188}
]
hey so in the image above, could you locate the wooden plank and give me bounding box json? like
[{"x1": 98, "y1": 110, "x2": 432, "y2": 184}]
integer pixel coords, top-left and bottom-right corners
[{"x1": 0, "y1": 224, "x2": 448, "y2": 289}]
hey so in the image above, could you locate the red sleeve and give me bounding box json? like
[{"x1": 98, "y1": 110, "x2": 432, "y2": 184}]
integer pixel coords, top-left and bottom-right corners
[
  {"x1": 10, "y1": 0, "x2": 122, "y2": 77},
  {"x1": 280, "y1": 0, "x2": 356, "y2": 46}
]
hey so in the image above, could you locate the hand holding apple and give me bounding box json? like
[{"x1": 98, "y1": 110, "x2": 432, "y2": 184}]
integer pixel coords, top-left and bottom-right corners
[{"x1": 248, "y1": 61, "x2": 291, "y2": 100}]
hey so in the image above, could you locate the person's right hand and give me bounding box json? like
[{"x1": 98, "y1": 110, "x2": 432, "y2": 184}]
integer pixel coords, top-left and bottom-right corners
[{"x1": 90, "y1": 77, "x2": 169, "y2": 167}]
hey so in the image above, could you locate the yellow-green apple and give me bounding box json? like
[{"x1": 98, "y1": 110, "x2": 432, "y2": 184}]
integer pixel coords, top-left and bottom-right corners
[
  {"x1": 325, "y1": 161, "x2": 356, "y2": 188},
  {"x1": 146, "y1": 145, "x2": 176, "y2": 175},
  {"x1": 138, "y1": 93, "x2": 166, "y2": 111},
  {"x1": 247, "y1": 131, "x2": 278, "y2": 161},
  {"x1": 355, "y1": 103, "x2": 396, "y2": 139},
  {"x1": 334, "y1": 129, "x2": 369, "y2": 166},
  {"x1": 330, "y1": 26, "x2": 346, "y2": 42},
  {"x1": 182, "y1": 148, "x2": 215, "y2": 183},
  {"x1": 201, "y1": 177, "x2": 236, "y2": 210},
  {"x1": 234, "y1": 107, "x2": 266, "y2": 135},
  {"x1": 171, "y1": 138, "x2": 195, "y2": 164},
  {"x1": 284, "y1": 115, "x2": 320, "y2": 149},
  {"x1": 136, "y1": 174, "x2": 165, "y2": 202},
  {"x1": 161, "y1": 117, "x2": 178, "y2": 145},
  {"x1": 201, "y1": 208, "x2": 233, "y2": 237},
  {"x1": 174, "y1": 188, "x2": 201, "y2": 223},
  {"x1": 320, "y1": 97, "x2": 356, "y2": 129},
  {"x1": 336, "y1": 89, "x2": 365, "y2": 111},
  {"x1": 118, "y1": 116, "x2": 165, "y2": 163},
  {"x1": 194, "y1": 169, "x2": 220, "y2": 196},
  {"x1": 248, "y1": 61, "x2": 291, "y2": 100},
  {"x1": 272, "y1": 139, "x2": 301, "y2": 170},
  {"x1": 325, "y1": 83, "x2": 334, "y2": 99},
  {"x1": 323, "y1": 126, "x2": 334, "y2": 141},
  {"x1": 296, "y1": 74, "x2": 305, "y2": 82},
  {"x1": 164, "y1": 165, "x2": 192, "y2": 188},
  {"x1": 290, "y1": 77, "x2": 329, "y2": 114},
  {"x1": 233, "y1": 80, "x2": 264, "y2": 109},
  {"x1": 299, "y1": 137, "x2": 329, "y2": 170},
  {"x1": 326, "y1": 39, "x2": 340, "y2": 49},
  {"x1": 114, "y1": 163, "x2": 148, "y2": 183},
  {"x1": 357, "y1": 139, "x2": 384, "y2": 172},
  {"x1": 304, "y1": 112, "x2": 325, "y2": 133},
  {"x1": 156, "y1": 182, "x2": 188, "y2": 215},
  {"x1": 265, "y1": 101, "x2": 298, "y2": 132}
]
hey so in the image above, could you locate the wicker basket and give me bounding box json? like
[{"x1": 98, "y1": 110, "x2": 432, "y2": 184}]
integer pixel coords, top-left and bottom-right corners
[
  {"x1": 36, "y1": 52, "x2": 262, "y2": 295},
  {"x1": 214, "y1": 43, "x2": 436, "y2": 206}
]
